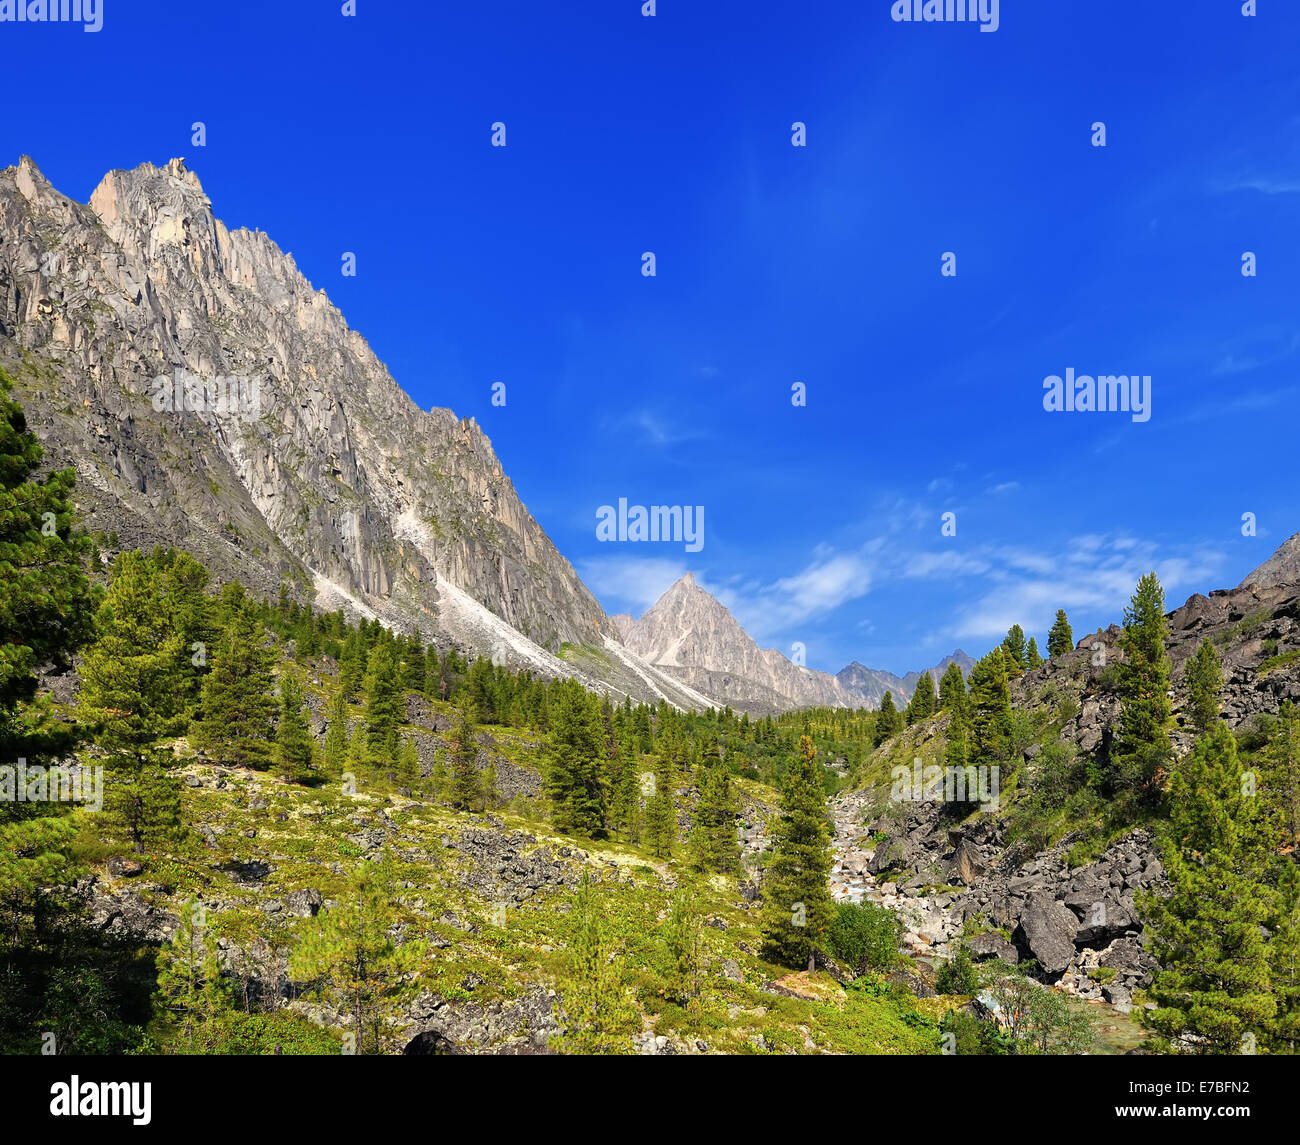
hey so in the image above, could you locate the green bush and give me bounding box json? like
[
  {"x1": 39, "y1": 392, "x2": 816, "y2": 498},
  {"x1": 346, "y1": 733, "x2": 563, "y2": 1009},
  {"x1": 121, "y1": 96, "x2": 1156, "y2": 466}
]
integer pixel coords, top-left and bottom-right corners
[
  {"x1": 935, "y1": 944, "x2": 980, "y2": 996},
  {"x1": 202, "y1": 1011, "x2": 340, "y2": 1054},
  {"x1": 826, "y1": 901, "x2": 902, "y2": 975},
  {"x1": 940, "y1": 1007, "x2": 1012, "y2": 1055}
]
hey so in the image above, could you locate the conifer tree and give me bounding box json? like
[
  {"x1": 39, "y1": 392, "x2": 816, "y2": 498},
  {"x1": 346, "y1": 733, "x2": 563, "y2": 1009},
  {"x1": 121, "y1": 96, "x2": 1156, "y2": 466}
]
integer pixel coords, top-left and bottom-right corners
[
  {"x1": 322, "y1": 686, "x2": 351, "y2": 774},
  {"x1": 0, "y1": 371, "x2": 96, "y2": 912},
  {"x1": 906, "y1": 672, "x2": 936, "y2": 725},
  {"x1": 192, "y1": 603, "x2": 277, "y2": 770},
  {"x1": 967, "y1": 648, "x2": 1012, "y2": 763},
  {"x1": 1183, "y1": 638, "x2": 1223, "y2": 737},
  {"x1": 544, "y1": 680, "x2": 606, "y2": 836},
  {"x1": 463, "y1": 657, "x2": 497, "y2": 724},
  {"x1": 423, "y1": 644, "x2": 441, "y2": 699},
  {"x1": 689, "y1": 760, "x2": 740, "y2": 875},
  {"x1": 760, "y1": 735, "x2": 834, "y2": 970},
  {"x1": 1112, "y1": 572, "x2": 1174, "y2": 798},
  {"x1": 337, "y1": 628, "x2": 366, "y2": 699},
  {"x1": 347, "y1": 721, "x2": 369, "y2": 774},
  {"x1": 1047, "y1": 609, "x2": 1074, "y2": 659},
  {"x1": 401, "y1": 632, "x2": 426, "y2": 693},
  {"x1": 363, "y1": 639, "x2": 402, "y2": 764},
  {"x1": 480, "y1": 758, "x2": 500, "y2": 809},
  {"x1": 448, "y1": 709, "x2": 482, "y2": 811},
  {"x1": 429, "y1": 752, "x2": 450, "y2": 803},
  {"x1": 153, "y1": 898, "x2": 229, "y2": 1053},
  {"x1": 657, "y1": 884, "x2": 705, "y2": 1005},
  {"x1": 1026, "y1": 637, "x2": 1044, "y2": 669},
  {"x1": 938, "y1": 661, "x2": 967, "y2": 716},
  {"x1": 1264, "y1": 703, "x2": 1300, "y2": 846},
  {"x1": 644, "y1": 759, "x2": 676, "y2": 859},
  {"x1": 289, "y1": 856, "x2": 418, "y2": 1055},
  {"x1": 1139, "y1": 723, "x2": 1278, "y2": 1053},
  {"x1": 1001, "y1": 624, "x2": 1028, "y2": 673},
  {"x1": 213, "y1": 581, "x2": 248, "y2": 642},
  {"x1": 555, "y1": 874, "x2": 635, "y2": 1052},
  {"x1": 609, "y1": 753, "x2": 641, "y2": 844},
  {"x1": 275, "y1": 673, "x2": 315, "y2": 780},
  {"x1": 79, "y1": 551, "x2": 189, "y2": 852},
  {"x1": 1267, "y1": 862, "x2": 1300, "y2": 1054},
  {"x1": 874, "y1": 692, "x2": 901, "y2": 745},
  {"x1": 945, "y1": 711, "x2": 970, "y2": 773},
  {"x1": 156, "y1": 548, "x2": 216, "y2": 713},
  {"x1": 395, "y1": 734, "x2": 420, "y2": 788}
]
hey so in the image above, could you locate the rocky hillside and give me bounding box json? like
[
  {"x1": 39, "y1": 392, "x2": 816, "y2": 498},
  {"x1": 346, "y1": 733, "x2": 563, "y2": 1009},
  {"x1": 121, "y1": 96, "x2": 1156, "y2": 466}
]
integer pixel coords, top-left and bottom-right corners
[
  {"x1": 836, "y1": 571, "x2": 1300, "y2": 1009},
  {"x1": 0, "y1": 156, "x2": 719, "y2": 712},
  {"x1": 613, "y1": 573, "x2": 970, "y2": 714},
  {"x1": 69, "y1": 650, "x2": 944, "y2": 1057}
]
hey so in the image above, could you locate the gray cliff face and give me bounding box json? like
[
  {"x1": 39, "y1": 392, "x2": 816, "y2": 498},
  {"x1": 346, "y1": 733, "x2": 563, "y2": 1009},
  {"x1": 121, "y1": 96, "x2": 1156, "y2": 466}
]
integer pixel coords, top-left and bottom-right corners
[{"x1": 0, "y1": 156, "x2": 609, "y2": 656}]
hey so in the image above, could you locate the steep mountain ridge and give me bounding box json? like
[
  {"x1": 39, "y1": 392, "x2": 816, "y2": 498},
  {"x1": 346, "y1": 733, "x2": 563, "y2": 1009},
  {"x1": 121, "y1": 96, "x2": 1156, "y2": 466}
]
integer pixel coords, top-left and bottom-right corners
[{"x1": 0, "y1": 155, "x2": 725, "y2": 709}]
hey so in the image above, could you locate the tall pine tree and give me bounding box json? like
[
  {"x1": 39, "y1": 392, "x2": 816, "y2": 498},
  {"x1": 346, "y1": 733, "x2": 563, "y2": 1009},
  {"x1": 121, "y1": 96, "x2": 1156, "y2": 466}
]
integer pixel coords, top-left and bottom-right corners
[
  {"x1": 1139, "y1": 723, "x2": 1278, "y2": 1054},
  {"x1": 1183, "y1": 638, "x2": 1223, "y2": 737},
  {"x1": 905, "y1": 672, "x2": 936, "y2": 725},
  {"x1": 1047, "y1": 609, "x2": 1074, "y2": 659},
  {"x1": 0, "y1": 370, "x2": 96, "y2": 925},
  {"x1": 192, "y1": 603, "x2": 277, "y2": 770},
  {"x1": 362, "y1": 638, "x2": 402, "y2": 764},
  {"x1": 874, "y1": 692, "x2": 901, "y2": 745},
  {"x1": 448, "y1": 708, "x2": 482, "y2": 811},
  {"x1": 689, "y1": 760, "x2": 740, "y2": 875},
  {"x1": 544, "y1": 681, "x2": 606, "y2": 836},
  {"x1": 275, "y1": 673, "x2": 315, "y2": 780},
  {"x1": 1111, "y1": 572, "x2": 1173, "y2": 799},
  {"x1": 938, "y1": 661, "x2": 967, "y2": 716},
  {"x1": 760, "y1": 735, "x2": 834, "y2": 970},
  {"x1": 322, "y1": 685, "x2": 351, "y2": 775},
  {"x1": 79, "y1": 552, "x2": 188, "y2": 852}
]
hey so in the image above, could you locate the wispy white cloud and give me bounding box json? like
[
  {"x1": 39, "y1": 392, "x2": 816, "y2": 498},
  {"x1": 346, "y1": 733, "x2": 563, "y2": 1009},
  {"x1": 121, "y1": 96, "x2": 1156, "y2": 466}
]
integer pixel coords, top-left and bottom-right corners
[
  {"x1": 707, "y1": 547, "x2": 875, "y2": 641},
  {"x1": 1215, "y1": 175, "x2": 1300, "y2": 196},
  {"x1": 576, "y1": 555, "x2": 690, "y2": 615},
  {"x1": 616, "y1": 409, "x2": 710, "y2": 449},
  {"x1": 947, "y1": 536, "x2": 1225, "y2": 641}
]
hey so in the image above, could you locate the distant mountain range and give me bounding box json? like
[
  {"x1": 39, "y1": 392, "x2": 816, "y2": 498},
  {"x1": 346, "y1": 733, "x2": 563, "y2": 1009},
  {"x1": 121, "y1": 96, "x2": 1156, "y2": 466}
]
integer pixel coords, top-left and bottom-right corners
[{"x1": 611, "y1": 573, "x2": 973, "y2": 714}]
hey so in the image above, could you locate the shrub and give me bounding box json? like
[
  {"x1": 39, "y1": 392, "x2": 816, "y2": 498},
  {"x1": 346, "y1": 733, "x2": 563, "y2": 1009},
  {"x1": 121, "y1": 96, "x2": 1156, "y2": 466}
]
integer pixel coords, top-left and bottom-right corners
[
  {"x1": 826, "y1": 901, "x2": 902, "y2": 975},
  {"x1": 935, "y1": 944, "x2": 980, "y2": 996}
]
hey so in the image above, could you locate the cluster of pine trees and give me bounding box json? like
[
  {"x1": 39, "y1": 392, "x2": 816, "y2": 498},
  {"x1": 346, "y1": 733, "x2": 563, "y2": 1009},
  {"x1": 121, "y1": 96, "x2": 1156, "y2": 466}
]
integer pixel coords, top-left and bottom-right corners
[{"x1": 1129, "y1": 613, "x2": 1300, "y2": 1053}]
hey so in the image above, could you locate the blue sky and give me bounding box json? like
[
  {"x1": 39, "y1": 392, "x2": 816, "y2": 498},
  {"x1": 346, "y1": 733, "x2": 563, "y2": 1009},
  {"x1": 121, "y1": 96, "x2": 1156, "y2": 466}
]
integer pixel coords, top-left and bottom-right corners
[{"x1": 6, "y1": 1, "x2": 1298, "y2": 675}]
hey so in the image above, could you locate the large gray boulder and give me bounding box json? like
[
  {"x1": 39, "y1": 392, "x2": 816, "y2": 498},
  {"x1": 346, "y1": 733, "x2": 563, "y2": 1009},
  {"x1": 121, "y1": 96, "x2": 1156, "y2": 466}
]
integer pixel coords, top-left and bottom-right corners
[
  {"x1": 967, "y1": 932, "x2": 1019, "y2": 964},
  {"x1": 1014, "y1": 893, "x2": 1079, "y2": 975}
]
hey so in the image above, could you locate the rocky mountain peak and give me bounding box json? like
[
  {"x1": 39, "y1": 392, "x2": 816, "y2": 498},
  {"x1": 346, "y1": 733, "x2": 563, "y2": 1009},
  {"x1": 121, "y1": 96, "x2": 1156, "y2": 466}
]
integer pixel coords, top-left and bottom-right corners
[
  {"x1": 1239, "y1": 530, "x2": 1300, "y2": 589},
  {"x1": 0, "y1": 157, "x2": 718, "y2": 704}
]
